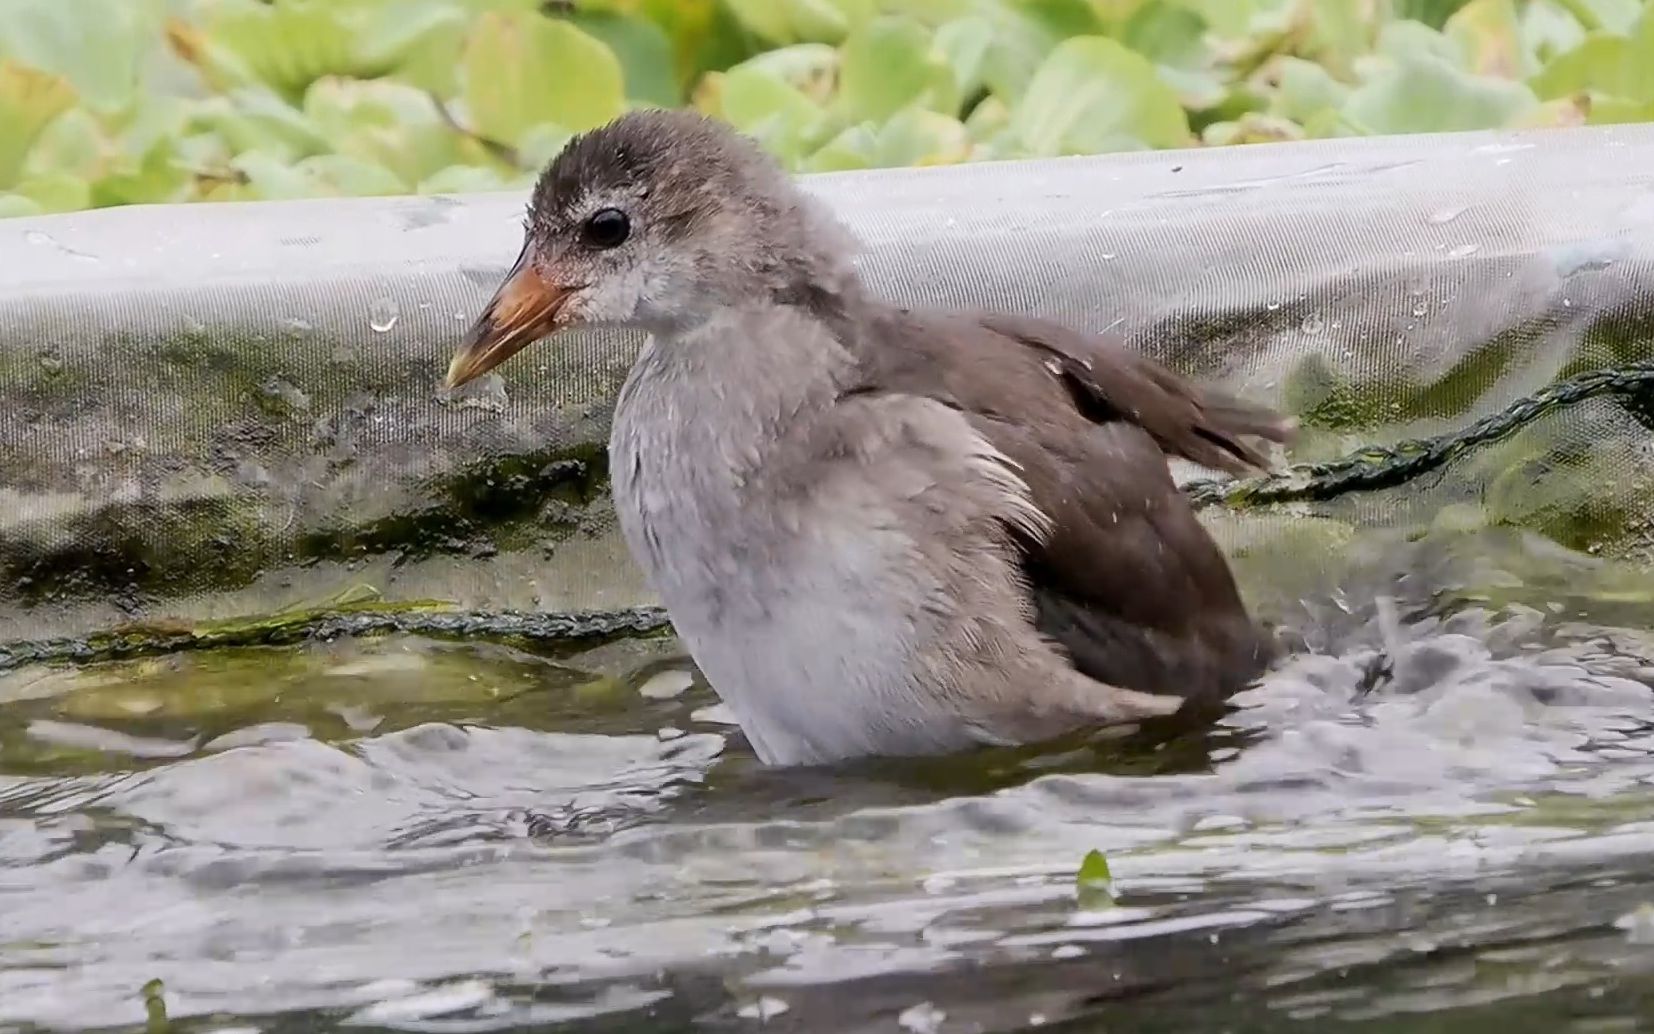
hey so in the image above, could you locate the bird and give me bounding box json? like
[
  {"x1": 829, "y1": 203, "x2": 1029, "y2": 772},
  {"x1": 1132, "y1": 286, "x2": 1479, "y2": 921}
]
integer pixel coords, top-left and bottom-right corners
[{"x1": 444, "y1": 108, "x2": 1296, "y2": 768}]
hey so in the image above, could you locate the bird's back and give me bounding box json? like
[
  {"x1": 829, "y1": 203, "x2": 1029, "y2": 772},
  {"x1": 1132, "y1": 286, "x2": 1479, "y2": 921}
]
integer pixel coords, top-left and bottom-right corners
[{"x1": 834, "y1": 302, "x2": 1288, "y2": 703}]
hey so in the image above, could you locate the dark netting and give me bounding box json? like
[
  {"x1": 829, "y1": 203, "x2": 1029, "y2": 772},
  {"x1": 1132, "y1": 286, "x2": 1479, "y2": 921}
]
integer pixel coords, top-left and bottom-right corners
[{"x1": 4, "y1": 121, "x2": 1654, "y2": 666}]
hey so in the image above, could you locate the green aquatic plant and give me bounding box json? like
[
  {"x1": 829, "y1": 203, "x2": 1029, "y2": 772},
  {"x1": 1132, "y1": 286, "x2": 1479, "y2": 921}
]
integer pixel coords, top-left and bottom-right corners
[
  {"x1": 1076, "y1": 847, "x2": 1118, "y2": 908},
  {"x1": 1, "y1": 0, "x2": 1651, "y2": 216}
]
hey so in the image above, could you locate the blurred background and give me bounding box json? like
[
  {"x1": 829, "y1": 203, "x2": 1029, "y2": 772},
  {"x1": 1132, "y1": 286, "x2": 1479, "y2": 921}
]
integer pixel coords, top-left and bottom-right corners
[{"x1": 1, "y1": 0, "x2": 1649, "y2": 218}]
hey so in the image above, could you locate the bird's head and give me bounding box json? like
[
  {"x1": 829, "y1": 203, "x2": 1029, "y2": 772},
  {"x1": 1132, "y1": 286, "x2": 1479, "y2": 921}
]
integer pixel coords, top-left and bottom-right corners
[{"x1": 446, "y1": 108, "x2": 857, "y2": 389}]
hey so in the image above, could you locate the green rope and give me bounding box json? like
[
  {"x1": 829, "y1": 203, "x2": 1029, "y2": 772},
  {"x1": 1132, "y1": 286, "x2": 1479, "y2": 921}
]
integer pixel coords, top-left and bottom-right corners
[{"x1": 1186, "y1": 361, "x2": 1654, "y2": 510}]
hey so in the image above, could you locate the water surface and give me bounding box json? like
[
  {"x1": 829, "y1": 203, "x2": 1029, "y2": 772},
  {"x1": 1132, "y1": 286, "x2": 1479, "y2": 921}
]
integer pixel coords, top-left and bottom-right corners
[{"x1": 5, "y1": 528, "x2": 1654, "y2": 1032}]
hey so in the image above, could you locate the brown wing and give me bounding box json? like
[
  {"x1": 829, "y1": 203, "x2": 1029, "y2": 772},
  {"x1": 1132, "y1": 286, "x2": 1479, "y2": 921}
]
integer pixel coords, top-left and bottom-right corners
[{"x1": 842, "y1": 305, "x2": 1295, "y2": 702}]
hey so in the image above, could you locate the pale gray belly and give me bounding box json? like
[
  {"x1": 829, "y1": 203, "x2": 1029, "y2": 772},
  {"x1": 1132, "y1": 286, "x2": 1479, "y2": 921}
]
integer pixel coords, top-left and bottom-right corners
[{"x1": 608, "y1": 422, "x2": 979, "y2": 765}]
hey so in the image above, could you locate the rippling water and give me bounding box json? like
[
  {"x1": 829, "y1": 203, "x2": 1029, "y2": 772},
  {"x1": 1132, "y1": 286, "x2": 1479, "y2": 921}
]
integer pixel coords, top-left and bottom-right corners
[{"x1": 5, "y1": 527, "x2": 1654, "y2": 1032}]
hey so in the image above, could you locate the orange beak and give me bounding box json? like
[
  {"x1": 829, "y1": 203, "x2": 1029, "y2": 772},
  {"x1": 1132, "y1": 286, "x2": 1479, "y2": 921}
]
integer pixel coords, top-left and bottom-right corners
[{"x1": 445, "y1": 246, "x2": 577, "y2": 389}]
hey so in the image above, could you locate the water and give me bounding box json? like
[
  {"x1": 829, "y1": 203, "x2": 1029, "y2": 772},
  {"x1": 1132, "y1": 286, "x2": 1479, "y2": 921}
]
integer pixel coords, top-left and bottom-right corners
[{"x1": 5, "y1": 531, "x2": 1654, "y2": 1032}]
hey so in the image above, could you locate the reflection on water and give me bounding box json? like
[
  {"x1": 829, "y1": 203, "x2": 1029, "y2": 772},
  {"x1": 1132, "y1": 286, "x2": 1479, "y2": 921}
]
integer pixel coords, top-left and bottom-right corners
[{"x1": 4, "y1": 528, "x2": 1654, "y2": 1032}]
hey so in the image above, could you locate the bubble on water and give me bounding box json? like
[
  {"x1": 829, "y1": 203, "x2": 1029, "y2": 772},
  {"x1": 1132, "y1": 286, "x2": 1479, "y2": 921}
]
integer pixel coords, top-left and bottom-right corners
[
  {"x1": 23, "y1": 230, "x2": 52, "y2": 246},
  {"x1": 1427, "y1": 205, "x2": 1470, "y2": 225},
  {"x1": 737, "y1": 997, "x2": 789, "y2": 1020},
  {"x1": 639, "y1": 670, "x2": 694, "y2": 700},
  {"x1": 1411, "y1": 298, "x2": 1429, "y2": 317},
  {"x1": 368, "y1": 298, "x2": 400, "y2": 333},
  {"x1": 1266, "y1": 300, "x2": 1282, "y2": 311},
  {"x1": 37, "y1": 351, "x2": 63, "y2": 373},
  {"x1": 450, "y1": 373, "x2": 509, "y2": 414},
  {"x1": 1301, "y1": 313, "x2": 1326, "y2": 335},
  {"x1": 898, "y1": 1002, "x2": 946, "y2": 1034},
  {"x1": 257, "y1": 376, "x2": 311, "y2": 415},
  {"x1": 1101, "y1": 252, "x2": 1117, "y2": 260},
  {"x1": 1448, "y1": 243, "x2": 1481, "y2": 258},
  {"x1": 284, "y1": 316, "x2": 314, "y2": 335}
]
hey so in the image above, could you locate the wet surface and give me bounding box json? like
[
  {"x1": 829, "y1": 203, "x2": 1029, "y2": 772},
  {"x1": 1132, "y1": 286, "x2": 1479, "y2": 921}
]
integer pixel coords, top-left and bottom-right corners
[{"x1": 5, "y1": 529, "x2": 1654, "y2": 1032}]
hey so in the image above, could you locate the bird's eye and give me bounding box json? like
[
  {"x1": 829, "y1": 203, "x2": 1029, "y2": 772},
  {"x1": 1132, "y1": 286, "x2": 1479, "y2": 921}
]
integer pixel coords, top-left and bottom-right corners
[{"x1": 582, "y1": 208, "x2": 630, "y2": 249}]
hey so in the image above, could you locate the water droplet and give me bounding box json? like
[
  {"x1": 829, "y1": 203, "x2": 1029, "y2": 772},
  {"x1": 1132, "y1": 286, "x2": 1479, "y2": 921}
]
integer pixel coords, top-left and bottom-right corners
[
  {"x1": 1265, "y1": 300, "x2": 1281, "y2": 312},
  {"x1": 1300, "y1": 313, "x2": 1325, "y2": 334},
  {"x1": 1427, "y1": 205, "x2": 1469, "y2": 225},
  {"x1": 37, "y1": 351, "x2": 63, "y2": 373},
  {"x1": 23, "y1": 229, "x2": 52, "y2": 246},
  {"x1": 737, "y1": 998, "x2": 789, "y2": 1021},
  {"x1": 453, "y1": 311, "x2": 468, "y2": 322},
  {"x1": 283, "y1": 316, "x2": 314, "y2": 336},
  {"x1": 1448, "y1": 243, "x2": 1480, "y2": 258},
  {"x1": 1411, "y1": 298, "x2": 1429, "y2": 317},
  {"x1": 368, "y1": 298, "x2": 400, "y2": 333},
  {"x1": 1101, "y1": 252, "x2": 1117, "y2": 261}
]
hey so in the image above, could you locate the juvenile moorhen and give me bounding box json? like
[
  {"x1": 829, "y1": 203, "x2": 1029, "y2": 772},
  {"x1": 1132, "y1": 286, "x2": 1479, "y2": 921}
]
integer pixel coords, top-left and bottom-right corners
[{"x1": 446, "y1": 109, "x2": 1294, "y2": 766}]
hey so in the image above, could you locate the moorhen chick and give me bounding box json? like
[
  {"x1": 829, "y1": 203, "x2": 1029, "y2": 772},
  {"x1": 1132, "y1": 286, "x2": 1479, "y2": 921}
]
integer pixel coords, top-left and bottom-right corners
[{"x1": 446, "y1": 109, "x2": 1294, "y2": 767}]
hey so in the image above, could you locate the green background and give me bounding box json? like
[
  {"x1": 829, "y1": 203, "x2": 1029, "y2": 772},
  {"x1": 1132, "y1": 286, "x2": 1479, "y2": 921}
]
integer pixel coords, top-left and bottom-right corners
[{"x1": 2, "y1": 0, "x2": 1652, "y2": 219}]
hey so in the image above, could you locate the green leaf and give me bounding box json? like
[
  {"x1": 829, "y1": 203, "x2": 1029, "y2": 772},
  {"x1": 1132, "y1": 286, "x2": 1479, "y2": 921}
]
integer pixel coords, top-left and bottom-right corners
[
  {"x1": 1556, "y1": 0, "x2": 1642, "y2": 33},
  {"x1": 1021, "y1": 0, "x2": 1109, "y2": 37},
  {"x1": 1446, "y1": 0, "x2": 1530, "y2": 78},
  {"x1": 1012, "y1": 36, "x2": 1191, "y2": 155},
  {"x1": 22, "y1": 106, "x2": 103, "y2": 182},
  {"x1": 727, "y1": 43, "x2": 839, "y2": 103},
  {"x1": 304, "y1": 77, "x2": 483, "y2": 187},
  {"x1": 712, "y1": 64, "x2": 825, "y2": 166},
  {"x1": 297, "y1": 154, "x2": 409, "y2": 197},
  {"x1": 1530, "y1": 18, "x2": 1654, "y2": 104},
  {"x1": 363, "y1": 0, "x2": 471, "y2": 96},
  {"x1": 721, "y1": 0, "x2": 797, "y2": 44},
  {"x1": 0, "y1": 61, "x2": 75, "y2": 189},
  {"x1": 461, "y1": 12, "x2": 625, "y2": 146},
  {"x1": 870, "y1": 107, "x2": 971, "y2": 167},
  {"x1": 1519, "y1": 0, "x2": 1591, "y2": 66},
  {"x1": 190, "y1": 0, "x2": 380, "y2": 99},
  {"x1": 1204, "y1": 111, "x2": 1305, "y2": 145},
  {"x1": 229, "y1": 149, "x2": 407, "y2": 200},
  {"x1": 1076, "y1": 849, "x2": 1117, "y2": 908},
  {"x1": 803, "y1": 123, "x2": 877, "y2": 171},
  {"x1": 567, "y1": 11, "x2": 683, "y2": 107},
  {"x1": 91, "y1": 140, "x2": 189, "y2": 207},
  {"x1": 643, "y1": 0, "x2": 754, "y2": 85},
  {"x1": 14, "y1": 170, "x2": 90, "y2": 213},
  {"x1": 191, "y1": 89, "x2": 331, "y2": 165},
  {"x1": 418, "y1": 164, "x2": 516, "y2": 195},
  {"x1": 976, "y1": 6, "x2": 1064, "y2": 103},
  {"x1": 964, "y1": 94, "x2": 1011, "y2": 139},
  {"x1": 0, "y1": 191, "x2": 45, "y2": 218},
  {"x1": 1119, "y1": 4, "x2": 1224, "y2": 108},
  {"x1": 518, "y1": 123, "x2": 576, "y2": 169},
  {"x1": 784, "y1": 0, "x2": 868, "y2": 43},
  {"x1": 1343, "y1": 53, "x2": 1538, "y2": 134},
  {"x1": 1174, "y1": 0, "x2": 1295, "y2": 38},
  {"x1": 1269, "y1": 56, "x2": 1350, "y2": 124},
  {"x1": 0, "y1": 0, "x2": 163, "y2": 114},
  {"x1": 934, "y1": 17, "x2": 996, "y2": 101},
  {"x1": 1372, "y1": 19, "x2": 1466, "y2": 67},
  {"x1": 1306, "y1": 0, "x2": 1379, "y2": 77},
  {"x1": 1120, "y1": 2, "x2": 1210, "y2": 68},
  {"x1": 837, "y1": 16, "x2": 959, "y2": 122}
]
